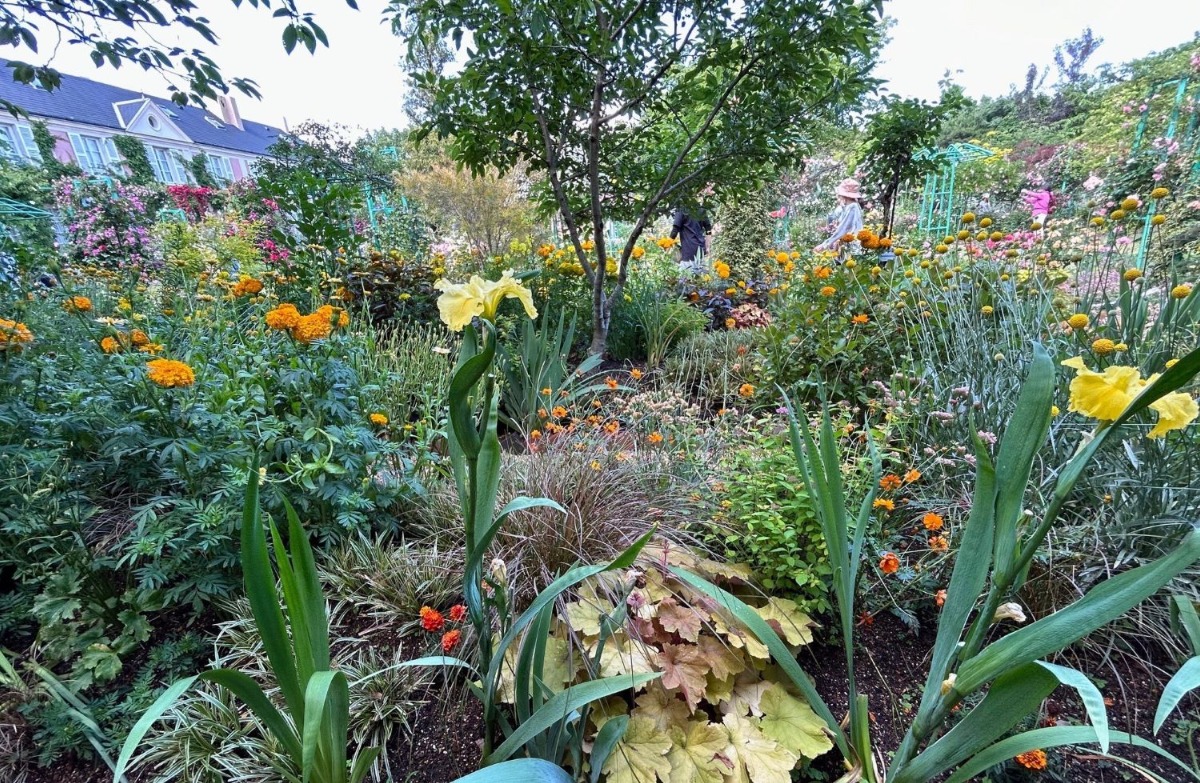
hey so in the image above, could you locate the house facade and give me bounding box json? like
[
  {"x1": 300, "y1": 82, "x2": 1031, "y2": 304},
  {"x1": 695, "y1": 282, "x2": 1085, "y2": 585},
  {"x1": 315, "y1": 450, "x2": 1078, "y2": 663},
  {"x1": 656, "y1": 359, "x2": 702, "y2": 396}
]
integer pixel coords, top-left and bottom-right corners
[{"x1": 0, "y1": 61, "x2": 283, "y2": 185}]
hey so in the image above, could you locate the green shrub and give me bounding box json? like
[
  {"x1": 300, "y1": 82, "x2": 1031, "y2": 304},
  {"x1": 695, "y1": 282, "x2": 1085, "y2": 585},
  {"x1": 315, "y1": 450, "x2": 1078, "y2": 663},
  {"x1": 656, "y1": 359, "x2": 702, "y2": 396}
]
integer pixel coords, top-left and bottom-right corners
[{"x1": 711, "y1": 433, "x2": 831, "y2": 613}]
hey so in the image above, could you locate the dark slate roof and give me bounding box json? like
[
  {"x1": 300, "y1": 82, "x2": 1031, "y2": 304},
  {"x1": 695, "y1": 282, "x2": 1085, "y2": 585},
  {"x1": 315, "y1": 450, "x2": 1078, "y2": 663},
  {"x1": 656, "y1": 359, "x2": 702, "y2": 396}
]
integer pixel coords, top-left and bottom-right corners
[{"x1": 0, "y1": 60, "x2": 283, "y2": 156}]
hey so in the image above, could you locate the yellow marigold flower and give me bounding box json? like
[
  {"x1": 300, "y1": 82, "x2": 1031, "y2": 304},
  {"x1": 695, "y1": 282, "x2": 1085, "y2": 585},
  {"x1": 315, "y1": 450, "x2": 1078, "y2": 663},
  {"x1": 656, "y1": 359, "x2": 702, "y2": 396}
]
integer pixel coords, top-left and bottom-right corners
[
  {"x1": 1151, "y1": 214, "x2": 1166, "y2": 226},
  {"x1": 581, "y1": 239, "x2": 595, "y2": 251},
  {"x1": 1090, "y1": 216, "x2": 1105, "y2": 227},
  {"x1": 961, "y1": 212, "x2": 976, "y2": 223},
  {"x1": 1062, "y1": 356, "x2": 1198, "y2": 437},
  {"x1": 903, "y1": 468, "x2": 921, "y2": 483},
  {"x1": 738, "y1": 383, "x2": 755, "y2": 398},
  {"x1": 0, "y1": 318, "x2": 34, "y2": 350},
  {"x1": 1123, "y1": 268, "x2": 1142, "y2": 282},
  {"x1": 231, "y1": 276, "x2": 264, "y2": 297},
  {"x1": 433, "y1": 270, "x2": 538, "y2": 331},
  {"x1": 1051, "y1": 405, "x2": 1060, "y2": 417},
  {"x1": 369, "y1": 413, "x2": 389, "y2": 426},
  {"x1": 1151, "y1": 187, "x2": 1169, "y2": 199},
  {"x1": 63, "y1": 295, "x2": 92, "y2": 313},
  {"x1": 819, "y1": 285, "x2": 836, "y2": 297},
  {"x1": 100, "y1": 335, "x2": 121, "y2": 353},
  {"x1": 266, "y1": 303, "x2": 301, "y2": 330},
  {"x1": 1110, "y1": 209, "x2": 1127, "y2": 221},
  {"x1": 1092, "y1": 338, "x2": 1116, "y2": 355},
  {"x1": 981, "y1": 305, "x2": 994, "y2": 315},
  {"x1": 137, "y1": 342, "x2": 164, "y2": 354},
  {"x1": 631, "y1": 246, "x2": 645, "y2": 259},
  {"x1": 1121, "y1": 197, "x2": 1140, "y2": 211},
  {"x1": 646, "y1": 431, "x2": 664, "y2": 445},
  {"x1": 979, "y1": 217, "x2": 993, "y2": 228},
  {"x1": 291, "y1": 312, "x2": 333, "y2": 344},
  {"x1": 934, "y1": 244, "x2": 949, "y2": 254},
  {"x1": 724, "y1": 317, "x2": 736, "y2": 329},
  {"x1": 1015, "y1": 750, "x2": 1048, "y2": 770},
  {"x1": 714, "y1": 261, "x2": 731, "y2": 279},
  {"x1": 146, "y1": 358, "x2": 196, "y2": 388},
  {"x1": 1067, "y1": 313, "x2": 1090, "y2": 330},
  {"x1": 775, "y1": 251, "x2": 789, "y2": 264},
  {"x1": 873, "y1": 498, "x2": 895, "y2": 512},
  {"x1": 1171, "y1": 283, "x2": 1193, "y2": 299}
]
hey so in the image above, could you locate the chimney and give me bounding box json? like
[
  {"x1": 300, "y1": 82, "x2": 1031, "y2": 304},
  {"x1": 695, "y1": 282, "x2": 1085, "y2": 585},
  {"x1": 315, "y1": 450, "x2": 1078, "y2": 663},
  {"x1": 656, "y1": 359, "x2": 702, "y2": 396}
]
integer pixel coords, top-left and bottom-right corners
[{"x1": 218, "y1": 96, "x2": 243, "y2": 130}]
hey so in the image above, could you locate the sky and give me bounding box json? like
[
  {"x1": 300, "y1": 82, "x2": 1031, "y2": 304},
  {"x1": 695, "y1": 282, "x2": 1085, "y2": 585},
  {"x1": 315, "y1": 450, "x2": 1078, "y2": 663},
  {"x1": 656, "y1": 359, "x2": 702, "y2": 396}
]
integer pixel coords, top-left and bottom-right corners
[{"x1": 31, "y1": 0, "x2": 1200, "y2": 136}]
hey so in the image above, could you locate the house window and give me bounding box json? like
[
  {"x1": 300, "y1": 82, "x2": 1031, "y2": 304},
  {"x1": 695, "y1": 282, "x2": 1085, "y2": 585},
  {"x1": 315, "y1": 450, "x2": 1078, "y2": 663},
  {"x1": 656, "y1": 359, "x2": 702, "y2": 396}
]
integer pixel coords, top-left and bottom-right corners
[
  {"x1": 148, "y1": 146, "x2": 191, "y2": 184},
  {"x1": 204, "y1": 154, "x2": 233, "y2": 185},
  {"x1": 69, "y1": 133, "x2": 119, "y2": 175},
  {"x1": 0, "y1": 122, "x2": 41, "y2": 164}
]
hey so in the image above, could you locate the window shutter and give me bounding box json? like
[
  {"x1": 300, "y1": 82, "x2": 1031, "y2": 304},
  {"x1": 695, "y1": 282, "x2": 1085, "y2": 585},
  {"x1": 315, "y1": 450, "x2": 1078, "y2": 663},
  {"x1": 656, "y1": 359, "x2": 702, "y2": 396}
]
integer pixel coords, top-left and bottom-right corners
[
  {"x1": 68, "y1": 132, "x2": 91, "y2": 172},
  {"x1": 17, "y1": 125, "x2": 41, "y2": 163}
]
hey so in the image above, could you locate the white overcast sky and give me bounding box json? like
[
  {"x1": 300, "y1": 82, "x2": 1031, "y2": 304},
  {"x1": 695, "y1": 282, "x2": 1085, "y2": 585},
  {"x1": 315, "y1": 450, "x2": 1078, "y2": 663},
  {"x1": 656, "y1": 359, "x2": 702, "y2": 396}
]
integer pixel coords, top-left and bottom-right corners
[{"x1": 32, "y1": 0, "x2": 1200, "y2": 135}]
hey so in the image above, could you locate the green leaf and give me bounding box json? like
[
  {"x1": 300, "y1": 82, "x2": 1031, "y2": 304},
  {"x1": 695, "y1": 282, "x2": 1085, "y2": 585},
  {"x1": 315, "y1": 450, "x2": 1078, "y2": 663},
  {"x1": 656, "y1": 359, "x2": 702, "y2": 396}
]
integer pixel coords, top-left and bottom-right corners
[
  {"x1": 301, "y1": 671, "x2": 349, "y2": 783},
  {"x1": 1036, "y1": 661, "x2": 1109, "y2": 752},
  {"x1": 590, "y1": 715, "x2": 630, "y2": 783},
  {"x1": 1154, "y1": 656, "x2": 1200, "y2": 734},
  {"x1": 893, "y1": 663, "x2": 1057, "y2": 783},
  {"x1": 956, "y1": 527, "x2": 1200, "y2": 694},
  {"x1": 759, "y1": 683, "x2": 834, "y2": 759},
  {"x1": 452, "y1": 759, "x2": 573, "y2": 783},
  {"x1": 669, "y1": 566, "x2": 845, "y2": 757},
  {"x1": 992, "y1": 344, "x2": 1053, "y2": 577},
  {"x1": 487, "y1": 672, "x2": 661, "y2": 763},
  {"x1": 944, "y1": 727, "x2": 1200, "y2": 783}
]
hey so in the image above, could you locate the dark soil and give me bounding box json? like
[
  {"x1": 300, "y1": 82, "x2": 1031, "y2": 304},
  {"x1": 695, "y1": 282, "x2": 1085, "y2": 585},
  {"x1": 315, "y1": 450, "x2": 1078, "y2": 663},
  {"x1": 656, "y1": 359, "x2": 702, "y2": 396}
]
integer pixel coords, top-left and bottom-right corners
[
  {"x1": 387, "y1": 696, "x2": 485, "y2": 783},
  {"x1": 803, "y1": 611, "x2": 1200, "y2": 782}
]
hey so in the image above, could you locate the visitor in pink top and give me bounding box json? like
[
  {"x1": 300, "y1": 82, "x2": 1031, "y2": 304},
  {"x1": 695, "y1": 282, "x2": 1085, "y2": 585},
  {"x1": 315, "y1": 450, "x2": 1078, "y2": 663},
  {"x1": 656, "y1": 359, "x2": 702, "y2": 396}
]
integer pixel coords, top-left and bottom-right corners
[{"x1": 1021, "y1": 188, "x2": 1056, "y2": 224}]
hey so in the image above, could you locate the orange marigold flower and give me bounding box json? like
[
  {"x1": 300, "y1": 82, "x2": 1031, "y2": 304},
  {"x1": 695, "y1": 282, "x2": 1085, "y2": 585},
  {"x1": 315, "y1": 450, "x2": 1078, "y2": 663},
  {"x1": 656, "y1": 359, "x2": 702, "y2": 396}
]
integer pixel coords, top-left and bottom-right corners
[
  {"x1": 725, "y1": 317, "x2": 736, "y2": 329},
  {"x1": 448, "y1": 604, "x2": 468, "y2": 623},
  {"x1": 100, "y1": 335, "x2": 121, "y2": 354},
  {"x1": 903, "y1": 468, "x2": 921, "y2": 483},
  {"x1": 63, "y1": 295, "x2": 93, "y2": 313},
  {"x1": 814, "y1": 265, "x2": 833, "y2": 279},
  {"x1": 647, "y1": 431, "x2": 664, "y2": 445},
  {"x1": 419, "y1": 606, "x2": 445, "y2": 632},
  {"x1": 291, "y1": 312, "x2": 334, "y2": 343},
  {"x1": 872, "y1": 498, "x2": 895, "y2": 512},
  {"x1": 369, "y1": 413, "x2": 389, "y2": 426},
  {"x1": 879, "y1": 474, "x2": 902, "y2": 491},
  {"x1": 603, "y1": 420, "x2": 620, "y2": 434},
  {"x1": 929, "y1": 535, "x2": 949, "y2": 552},
  {"x1": 130, "y1": 329, "x2": 150, "y2": 347},
  {"x1": 1015, "y1": 750, "x2": 1048, "y2": 770},
  {"x1": 819, "y1": 285, "x2": 836, "y2": 297},
  {"x1": 266, "y1": 303, "x2": 301, "y2": 330},
  {"x1": 856, "y1": 229, "x2": 873, "y2": 242},
  {"x1": 441, "y1": 629, "x2": 462, "y2": 652},
  {"x1": 0, "y1": 318, "x2": 35, "y2": 350},
  {"x1": 851, "y1": 313, "x2": 869, "y2": 325},
  {"x1": 231, "y1": 277, "x2": 264, "y2": 297},
  {"x1": 840, "y1": 233, "x2": 856, "y2": 243},
  {"x1": 552, "y1": 406, "x2": 568, "y2": 418},
  {"x1": 879, "y1": 552, "x2": 900, "y2": 574},
  {"x1": 738, "y1": 383, "x2": 755, "y2": 398},
  {"x1": 629, "y1": 368, "x2": 643, "y2": 380},
  {"x1": 922, "y1": 512, "x2": 944, "y2": 531},
  {"x1": 146, "y1": 358, "x2": 196, "y2": 388},
  {"x1": 935, "y1": 589, "x2": 946, "y2": 607},
  {"x1": 605, "y1": 376, "x2": 618, "y2": 390}
]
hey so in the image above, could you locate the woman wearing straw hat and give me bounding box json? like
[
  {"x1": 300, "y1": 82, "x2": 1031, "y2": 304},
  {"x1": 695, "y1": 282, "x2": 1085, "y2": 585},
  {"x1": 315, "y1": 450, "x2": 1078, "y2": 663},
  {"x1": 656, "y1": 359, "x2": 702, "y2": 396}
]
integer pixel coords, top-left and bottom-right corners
[{"x1": 815, "y1": 178, "x2": 864, "y2": 257}]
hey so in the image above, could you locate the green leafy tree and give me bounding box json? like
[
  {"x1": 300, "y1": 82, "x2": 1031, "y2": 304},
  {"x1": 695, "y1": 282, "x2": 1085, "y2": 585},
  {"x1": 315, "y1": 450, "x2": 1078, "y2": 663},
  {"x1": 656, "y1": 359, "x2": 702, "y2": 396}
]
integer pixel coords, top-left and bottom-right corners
[
  {"x1": 710, "y1": 190, "x2": 772, "y2": 281},
  {"x1": 858, "y1": 88, "x2": 967, "y2": 237},
  {"x1": 388, "y1": 0, "x2": 882, "y2": 355},
  {"x1": 0, "y1": 0, "x2": 354, "y2": 115}
]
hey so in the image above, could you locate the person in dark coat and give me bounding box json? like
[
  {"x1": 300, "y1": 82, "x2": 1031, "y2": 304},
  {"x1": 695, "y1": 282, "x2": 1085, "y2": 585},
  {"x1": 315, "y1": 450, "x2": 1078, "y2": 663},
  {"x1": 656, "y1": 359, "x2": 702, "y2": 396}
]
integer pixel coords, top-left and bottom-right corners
[{"x1": 670, "y1": 206, "x2": 712, "y2": 274}]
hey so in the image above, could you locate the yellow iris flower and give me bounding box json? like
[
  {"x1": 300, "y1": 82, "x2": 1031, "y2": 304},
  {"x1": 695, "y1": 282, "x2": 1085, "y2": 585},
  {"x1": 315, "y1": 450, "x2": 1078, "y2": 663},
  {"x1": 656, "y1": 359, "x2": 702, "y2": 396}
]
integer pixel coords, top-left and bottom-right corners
[
  {"x1": 434, "y1": 270, "x2": 538, "y2": 331},
  {"x1": 1062, "y1": 356, "x2": 1198, "y2": 438}
]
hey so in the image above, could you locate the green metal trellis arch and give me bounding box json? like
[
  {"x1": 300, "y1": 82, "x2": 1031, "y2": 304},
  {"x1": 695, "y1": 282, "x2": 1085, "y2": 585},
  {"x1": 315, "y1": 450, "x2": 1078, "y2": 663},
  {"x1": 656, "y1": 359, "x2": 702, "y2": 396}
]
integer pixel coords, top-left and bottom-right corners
[{"x1": 915, "y1": 142, "x2": 996, "y2": 238}]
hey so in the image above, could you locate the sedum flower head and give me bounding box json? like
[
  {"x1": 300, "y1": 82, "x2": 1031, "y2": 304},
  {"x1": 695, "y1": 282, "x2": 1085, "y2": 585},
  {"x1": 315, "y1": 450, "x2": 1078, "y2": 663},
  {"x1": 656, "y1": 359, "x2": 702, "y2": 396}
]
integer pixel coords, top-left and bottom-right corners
[{"x1": 434, "y1": 270, "x2": 537, "y2": 331}]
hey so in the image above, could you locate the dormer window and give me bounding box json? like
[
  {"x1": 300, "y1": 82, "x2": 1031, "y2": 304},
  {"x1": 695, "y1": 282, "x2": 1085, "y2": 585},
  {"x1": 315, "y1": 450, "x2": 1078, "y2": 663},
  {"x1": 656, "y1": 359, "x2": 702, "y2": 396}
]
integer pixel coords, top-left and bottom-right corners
[
  {"x1": 205, "y1": 116, "x2": 224, "y2": 130},
  {"x1": 161, "y1": 106, "x2": 178, "y2": 119}
]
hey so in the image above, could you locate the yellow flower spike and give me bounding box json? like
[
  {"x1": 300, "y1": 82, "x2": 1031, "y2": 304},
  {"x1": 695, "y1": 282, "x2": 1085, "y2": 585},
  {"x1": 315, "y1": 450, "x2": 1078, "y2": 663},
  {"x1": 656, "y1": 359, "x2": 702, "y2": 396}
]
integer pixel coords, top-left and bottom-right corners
[{"x1": 433, "y1": 270, "x2": 537, "y2": 331}]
